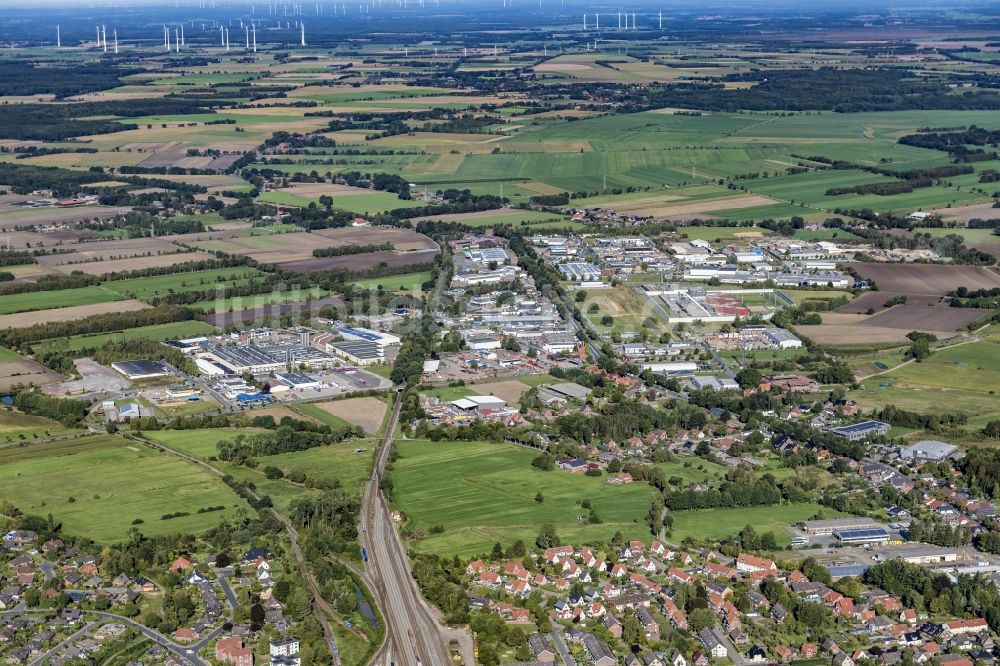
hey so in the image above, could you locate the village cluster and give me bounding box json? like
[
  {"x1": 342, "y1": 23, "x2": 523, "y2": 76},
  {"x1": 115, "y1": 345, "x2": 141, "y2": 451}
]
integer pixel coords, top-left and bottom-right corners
[{"x1": 0, "y1": 532, "x2": 303, "y2": 666}]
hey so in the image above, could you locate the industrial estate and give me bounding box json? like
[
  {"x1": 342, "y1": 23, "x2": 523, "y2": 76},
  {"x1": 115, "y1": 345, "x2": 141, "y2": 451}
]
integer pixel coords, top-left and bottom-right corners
[{"x1": 1, "y1": 1, "x2": 1000, "y2": 665}]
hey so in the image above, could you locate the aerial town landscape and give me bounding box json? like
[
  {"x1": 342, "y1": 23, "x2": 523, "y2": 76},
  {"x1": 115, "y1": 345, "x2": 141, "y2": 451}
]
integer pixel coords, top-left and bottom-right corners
[{"x1": 1, "y1": 0, "x2": 1000, "y2": 664}]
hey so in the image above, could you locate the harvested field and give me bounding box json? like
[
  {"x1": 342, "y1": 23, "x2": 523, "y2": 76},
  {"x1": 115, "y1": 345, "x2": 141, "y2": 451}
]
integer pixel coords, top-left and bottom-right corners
[
  {"x1": 935, "y1": 202, "x2": 1000, "y2": 224},
  {"x1": 200, "y1": 295, "x2": 344, "y2": 329},
  {"x1": 0, "y1": 300, "x2": 148, "y2": 329},
  {"x1": 52, "y1": 252, "x2": 213, "y2": 275},
  {"x1": 0, "y1": 360, "x2": 63, "y2": 391},
  {"x1": 861, "y1": 305, "x2": 992, "y2": 332},
  {"x1": 589, "y1": 194, "x2": 778, "y2": 219},
  {"x1": 466, "y1": 380, "x2": 531, "y2": 404},
  {"x1": 795, "y1": 324, "x2": 928, "y2": 346},
  {"x1": 34, "y1": 238, "x2": 185, "y2": 266},
  {"x1": 0, "y1": 205, "x2": 130, "y2": 229},
  {"x1": 280, "y1": 249, "x2": 438, "y2": 273},
  {"x1": 312, "y1": 397, "x2": 387, "y2": 433},
  {"x1": 849, "y1": 263, "x2": 1000, "y2": 296},
  {"x1": 190, "y1": 226, "x2": 436, "y2": 271},
  {"x1": 836, "y1": 291, "x2": 942, "y2": 314},
  {"x1": 311, "y1": 226, "x2": 438, "y2": 252},
  {"x1": 818, "y1": 313, "x2": 871, "y2": 325}
]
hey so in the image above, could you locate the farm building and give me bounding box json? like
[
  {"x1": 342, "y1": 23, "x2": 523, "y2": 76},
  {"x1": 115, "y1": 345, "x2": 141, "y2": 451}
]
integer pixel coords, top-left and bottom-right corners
[
  {"x1": 828, "y1": 420, "x2": 890, "y2": 441},
  {"x1": 111, "y1": 359, "x2": 171, "y2": 380},
  {"x1": 899, "y1": 440, "x2": 959, "y2": 462},
  {"x1": 539, "y1": 382, "x2": 593, "y2": 402},
  {"x1": 327, "y1": 340, "x2": 384, "y2": 366}
]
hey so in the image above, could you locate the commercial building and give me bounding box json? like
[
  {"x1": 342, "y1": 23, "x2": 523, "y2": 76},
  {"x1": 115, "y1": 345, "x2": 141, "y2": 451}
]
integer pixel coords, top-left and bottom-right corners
[
  {"x1": 464, "y1": 333, "x2": 504, "y2": 351},
  {"x1": 275, "y1": 372, "x2": 320, "y2": 389},
  {"x1": 764, "y1": 328, "x2": 803, "y2": 349},
  {"x1": 899, "y1": 440, "x2": 959, "y2": 462},
  {"x1": 640, "y1": 362, "x2": 697, "y2": 377},
  {"x1": 803, "y1": 518, "x2": 882, "y2": 536},
  {"x1": 828, "y1": 420, "x2": 890, "y2": 441},
  {"x1": 111, "y1": 360, "x2": 171, "y2": 380},
  {"x1": 690, "y1": 376, "x2": 739, "y2": 391},
  {"x1": 336, "y1": 325, "x2": 400, "y2": 348},
  {"x1": 558, "y1": 262, "x2": 602, "y2": 283},
  {"x1": 834, "y1": 527, "x2": 891, "y2": 545},
  {"x1": 327, "y1": 340, "x2": 384, "y2": 366},
  {"x1": 465, "y1": 247, "x2": 509, "y2": 264},
  {"x1": 452, "y1": 395, "x2": 508, "y2": 412},
  {"x1": 206, "y1": 344, "x2": 335, "y2": 374}
]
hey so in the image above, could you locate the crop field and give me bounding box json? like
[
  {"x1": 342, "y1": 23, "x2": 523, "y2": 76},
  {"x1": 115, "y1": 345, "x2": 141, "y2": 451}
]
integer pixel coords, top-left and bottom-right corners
[
  {"x1": 0, "y1": 434, "x2": 248, "y2": 542},
  {"x1": 0, "y1": 360, "x2": 64, "y2": 391},
  {"x1": 860, "y1": 305, "x2": 992, "y2": 332},
  {"x1": 850, "y1": 263, "x2": 1000, "y2": 296},
  {"x1": 306, "y1": 396, "x2": 388, "y2": 433},
  {"x1": 0, "y1": 285, "x2": 124, "y2": 315},
  {"x1": 51, "y1": 252, "x2": 216, "y2": 276},
  {"x1": 410, "y1": 208, "x2": 571, "y2": 228},
  {"x1": 102, "y1": 268, "x2": 263, "y2": 302},
  {"x1": 349, "y1": 270, "x2": 435, "y2": 292},
  {"x1": 0, "y1": 299, "x2": 150, "y2": 329},
  {"x1": 391, "y1": 439, "x2": 657, "y2": 557}
]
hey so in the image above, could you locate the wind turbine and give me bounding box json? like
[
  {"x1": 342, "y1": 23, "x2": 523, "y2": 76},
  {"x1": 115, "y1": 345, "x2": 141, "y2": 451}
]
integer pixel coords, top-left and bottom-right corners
[
  {"x1": 114, "y1": 28, "x2": 118, "y2": 53},
  {"x1": 56, "y1": 25, "x2": 60, "y2": 48}
]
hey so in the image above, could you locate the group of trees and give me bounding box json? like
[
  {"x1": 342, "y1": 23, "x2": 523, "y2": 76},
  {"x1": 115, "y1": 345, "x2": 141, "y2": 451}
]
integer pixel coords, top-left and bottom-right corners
[
  {"x1": 663, "y1": 469, "x2": 786, "y2": 510},
  {"x1": 216, "y1": 424, "x2": 361, "y2": 463}
]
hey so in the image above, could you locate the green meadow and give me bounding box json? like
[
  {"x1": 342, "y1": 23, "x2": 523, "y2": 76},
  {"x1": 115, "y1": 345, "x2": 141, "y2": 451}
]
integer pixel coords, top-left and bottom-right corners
[
  {"x1": 0, "y1": 435, "x2": 248, "y2": 542},
  {"x1": 391, "y1": 439, "x2": 657, "y2": 557}
]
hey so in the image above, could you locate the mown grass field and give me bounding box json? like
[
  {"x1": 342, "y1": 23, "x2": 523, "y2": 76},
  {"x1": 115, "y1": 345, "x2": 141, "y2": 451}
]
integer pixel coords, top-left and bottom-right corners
[
  {"x1": 391, "y1": 439, "x2": 657, "y2": 557},
  {"x1": 668, "y1": 503, "x2": 841, "y2": 545},
  {"x1": 0, "y1": 434, "x2": 248, "y2": 542}
]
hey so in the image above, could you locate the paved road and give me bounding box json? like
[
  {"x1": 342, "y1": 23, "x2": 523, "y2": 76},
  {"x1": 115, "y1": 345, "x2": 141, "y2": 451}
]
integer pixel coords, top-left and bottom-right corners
[
  {"x1": 362, "y1": 393, "x2": 468, "y2": 666},
  {"x1": 2, "y1": 609, "x2": 208, "y2": 666},
  {"x1": 550, "y1": 626, "x2": 577, "y2": 666},
  {"x1": 29, "y1": 620, "x2": 97, "y2": 665}
]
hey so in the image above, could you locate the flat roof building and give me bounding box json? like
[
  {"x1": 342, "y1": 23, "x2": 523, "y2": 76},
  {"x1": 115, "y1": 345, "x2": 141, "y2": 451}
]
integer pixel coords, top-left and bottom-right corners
[
  {"x1": 111, "y1": 360, "x2": 171, "y2": 380},
  {"x1": 275, "y1": 372, "x2": 320, "y2": 389},
  {"x1": 327, "y1": 340, "x2": 384, "y2": 366},
  {"x1": 828, "y1": 420, "x2": 890, "y2": 441},
  {"x1": 834, "y1": 527, "x2": 890, "y2": 545},
  {"x1": 764, "y1": 328, "x2": 803, "y2": 349},
  {"x1": 900, "y1": 440, "x2": 959, "y2": 462},
  {"x1": 803, "y1": 517, "x2": 882, "y2": 535},
  {"x1": 558, "y1": 262, "x2": 602, "y2": 283}
]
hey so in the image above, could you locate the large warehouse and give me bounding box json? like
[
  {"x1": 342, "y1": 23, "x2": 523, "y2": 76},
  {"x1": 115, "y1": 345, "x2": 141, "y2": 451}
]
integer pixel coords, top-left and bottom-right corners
[
  {"x1": 111, "y1": 359, "x2": 171, "y2": 380},
  {"x1": 327, "y1": 340, "x2": 384, "y2": 366},
  {"x1": 205, "y1": 343, "x2": 336, "y2": 374}
]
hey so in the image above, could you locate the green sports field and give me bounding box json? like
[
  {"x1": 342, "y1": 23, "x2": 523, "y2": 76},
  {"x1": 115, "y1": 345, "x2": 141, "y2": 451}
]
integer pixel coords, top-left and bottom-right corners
[
  {"x1": 0, "y1": 435, "x2": 249, "y2": 542},
  {"x1": 391, "y1": 439, "x2": 657, "y2": 557}
]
